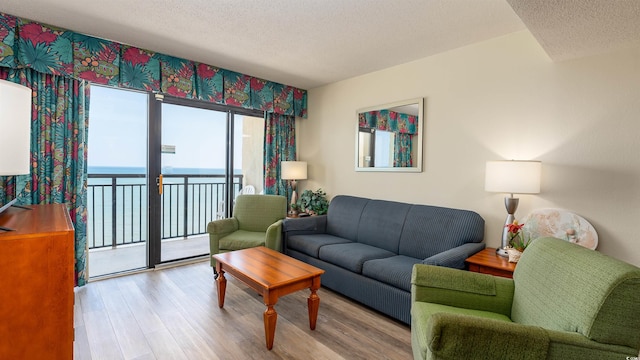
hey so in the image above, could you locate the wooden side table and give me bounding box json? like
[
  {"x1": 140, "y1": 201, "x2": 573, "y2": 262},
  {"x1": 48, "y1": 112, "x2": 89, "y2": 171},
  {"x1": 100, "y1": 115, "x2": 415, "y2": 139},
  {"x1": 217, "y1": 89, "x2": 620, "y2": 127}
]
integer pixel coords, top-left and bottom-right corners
[{"x1": 465, "y1": 248, "x2": 516, "y2": 278}]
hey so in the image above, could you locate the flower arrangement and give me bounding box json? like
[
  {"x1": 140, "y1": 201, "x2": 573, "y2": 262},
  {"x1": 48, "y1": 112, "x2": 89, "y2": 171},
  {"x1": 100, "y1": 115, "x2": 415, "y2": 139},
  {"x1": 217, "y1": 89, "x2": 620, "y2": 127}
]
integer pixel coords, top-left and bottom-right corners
[{"x1": 505, "y1": 220, "x2": 530, "y2": 252}]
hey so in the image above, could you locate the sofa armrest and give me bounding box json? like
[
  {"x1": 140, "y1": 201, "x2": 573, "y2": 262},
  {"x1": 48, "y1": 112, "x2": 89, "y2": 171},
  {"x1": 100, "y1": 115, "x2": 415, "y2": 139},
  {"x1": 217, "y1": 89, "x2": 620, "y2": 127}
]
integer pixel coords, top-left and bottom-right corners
[
  {"x1": 283, "y1": 215, "x2": 327, "y2": 234},
  {"x1": 265, "y1": 219, "x2": 284, "y2": 252},
  {"x1": 424, "y1": 312, "x2": 549, "y2": 360},
  {"x1": 422, "y1": 242, "x2": 485, "y2": 269},
  {"x1": 412, "y1": 264, "x2": 514, "y2": 317}
]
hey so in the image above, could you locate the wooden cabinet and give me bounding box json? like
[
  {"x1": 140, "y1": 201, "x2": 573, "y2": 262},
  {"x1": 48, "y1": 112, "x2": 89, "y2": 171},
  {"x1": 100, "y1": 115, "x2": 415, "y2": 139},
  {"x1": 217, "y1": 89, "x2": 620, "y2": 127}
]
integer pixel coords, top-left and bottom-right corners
[
  {"x1": 0, "y1": 204, "x2": 75, "y2": 359},
  {"x1": 465, "y1": 247, "x2": 516, "y2": 278}
]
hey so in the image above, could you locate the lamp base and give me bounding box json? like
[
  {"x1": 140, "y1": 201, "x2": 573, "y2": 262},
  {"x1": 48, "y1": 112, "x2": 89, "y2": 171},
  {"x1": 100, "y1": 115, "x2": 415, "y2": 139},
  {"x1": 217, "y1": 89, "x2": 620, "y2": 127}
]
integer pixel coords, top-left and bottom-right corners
[{"x1": 497, "y1": 196, "x2": 519, "y2": 258}]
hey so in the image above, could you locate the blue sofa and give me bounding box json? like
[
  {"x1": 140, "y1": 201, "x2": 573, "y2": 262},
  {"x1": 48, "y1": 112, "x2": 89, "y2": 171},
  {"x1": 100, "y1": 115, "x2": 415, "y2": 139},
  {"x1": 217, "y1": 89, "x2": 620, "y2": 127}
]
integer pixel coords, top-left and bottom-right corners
[{"x1": 283, "y1": 195, "x2": 485, "y2": 324}]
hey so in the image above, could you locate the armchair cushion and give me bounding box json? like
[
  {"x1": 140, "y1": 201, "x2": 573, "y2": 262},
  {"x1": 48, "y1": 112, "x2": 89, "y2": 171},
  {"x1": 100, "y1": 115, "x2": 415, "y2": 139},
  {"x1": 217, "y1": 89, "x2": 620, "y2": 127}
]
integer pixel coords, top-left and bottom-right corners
[
  {"x1": 512, "y1": 237, "x2": 640, "y2": 350},
  {"x1": 219, "y1": 230, "x2": 267, "y2": 251},
  {"x1": 234, "y1": 194, "x2": 287, "y2": 232}
]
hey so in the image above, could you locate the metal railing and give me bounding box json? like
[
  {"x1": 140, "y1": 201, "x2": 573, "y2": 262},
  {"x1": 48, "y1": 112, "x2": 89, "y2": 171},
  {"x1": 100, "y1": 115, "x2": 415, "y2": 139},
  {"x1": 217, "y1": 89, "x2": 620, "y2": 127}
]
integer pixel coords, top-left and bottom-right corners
[{"x1": 87, "y1": 173, "x2": 243, "y2": 249}]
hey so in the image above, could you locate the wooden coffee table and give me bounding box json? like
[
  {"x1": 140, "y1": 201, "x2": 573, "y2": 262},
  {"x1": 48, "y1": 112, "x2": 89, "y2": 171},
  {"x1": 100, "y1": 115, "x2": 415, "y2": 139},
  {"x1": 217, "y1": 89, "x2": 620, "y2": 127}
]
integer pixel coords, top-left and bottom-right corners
[{"x1": 212, "y1": 246, "x2": 325, "y2": 350}]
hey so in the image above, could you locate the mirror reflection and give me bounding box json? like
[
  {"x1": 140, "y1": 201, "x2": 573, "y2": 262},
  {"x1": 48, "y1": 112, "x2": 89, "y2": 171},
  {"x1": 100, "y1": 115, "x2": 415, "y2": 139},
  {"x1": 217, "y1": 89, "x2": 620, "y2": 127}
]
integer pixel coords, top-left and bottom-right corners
[{"x1": 356, "y1": 98, "x2": 423, "y2": 172}]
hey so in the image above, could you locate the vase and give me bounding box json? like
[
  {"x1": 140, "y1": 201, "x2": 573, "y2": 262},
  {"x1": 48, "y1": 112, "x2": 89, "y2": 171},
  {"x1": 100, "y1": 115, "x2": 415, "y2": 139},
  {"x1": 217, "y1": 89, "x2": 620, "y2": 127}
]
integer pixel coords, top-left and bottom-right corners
[{"x1": 506, "y1": 248, "x2": 523, "y2": 263}]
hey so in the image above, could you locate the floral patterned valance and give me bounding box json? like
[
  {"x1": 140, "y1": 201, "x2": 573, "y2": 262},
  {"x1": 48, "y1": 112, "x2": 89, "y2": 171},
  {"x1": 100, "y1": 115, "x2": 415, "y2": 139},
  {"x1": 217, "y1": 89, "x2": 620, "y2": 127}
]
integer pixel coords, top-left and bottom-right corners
[
  {"x1": 359, "y1": 110, "x2": 418, "y2": 135},
  {"x1": 0, "y1": 12, "x2": 307, "y2": 118}
]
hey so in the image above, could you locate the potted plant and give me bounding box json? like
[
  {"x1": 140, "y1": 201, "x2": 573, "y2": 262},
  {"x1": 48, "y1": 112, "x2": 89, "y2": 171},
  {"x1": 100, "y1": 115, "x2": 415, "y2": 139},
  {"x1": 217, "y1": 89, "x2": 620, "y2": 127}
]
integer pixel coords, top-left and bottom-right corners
[
  {"x1": 505, "y1": 220, "x2": 531, "y2": 263},
  {"x1": 297, "y1": 189, "x2": 329, "y2": 215}
]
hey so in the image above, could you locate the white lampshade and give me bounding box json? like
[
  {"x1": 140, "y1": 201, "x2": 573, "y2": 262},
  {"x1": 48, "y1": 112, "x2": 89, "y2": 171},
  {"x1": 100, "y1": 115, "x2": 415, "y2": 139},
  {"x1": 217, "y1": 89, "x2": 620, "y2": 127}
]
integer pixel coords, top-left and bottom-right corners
[
  {"x1": 281, "y1": 161, "x2": 308, "y2": 180},
  {"x1": 0, "y1": 79, "x2": 31, "y2": 176},
  {"x1": 485, "y1": 160, "x2": 541, "y2": 194}
]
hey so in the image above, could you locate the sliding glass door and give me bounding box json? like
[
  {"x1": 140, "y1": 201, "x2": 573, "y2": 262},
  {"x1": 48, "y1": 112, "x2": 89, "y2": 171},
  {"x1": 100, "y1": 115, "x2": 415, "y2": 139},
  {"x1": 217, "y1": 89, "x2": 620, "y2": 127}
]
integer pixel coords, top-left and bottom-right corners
[
  {"x1": 87, "y1": 85, "x2": 149, "y2": 277},
  {"x1": 157, "y1": 102, "x2": 227, "y2": 262},
  {"x1": 88, "y1": 88, "x2": 264, "y2": 275},
  {"x1": 148, "y1": 95, "x2": 264, "y2": 266}
]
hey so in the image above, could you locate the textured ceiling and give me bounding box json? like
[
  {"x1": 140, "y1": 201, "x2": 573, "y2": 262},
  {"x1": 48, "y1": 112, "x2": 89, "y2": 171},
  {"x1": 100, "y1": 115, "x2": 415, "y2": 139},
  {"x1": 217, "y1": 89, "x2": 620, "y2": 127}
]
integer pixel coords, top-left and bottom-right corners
[
  {"x1": 1, "y1": 1, "x2": 638, "y2": 89},
  {"x1": 507, "y1": 0, "x2": 640, "y2": 61}
]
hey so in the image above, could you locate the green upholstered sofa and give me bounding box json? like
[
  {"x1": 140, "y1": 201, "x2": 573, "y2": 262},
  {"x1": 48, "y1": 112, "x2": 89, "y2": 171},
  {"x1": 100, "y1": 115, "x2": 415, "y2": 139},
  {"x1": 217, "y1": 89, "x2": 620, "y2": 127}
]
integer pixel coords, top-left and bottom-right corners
[
  {"x1": 411, "y1": 237, "x2": 640, "y2": 360},
  {"x1": 207, "y1": 194, "x2": 287, "y2": 270}
]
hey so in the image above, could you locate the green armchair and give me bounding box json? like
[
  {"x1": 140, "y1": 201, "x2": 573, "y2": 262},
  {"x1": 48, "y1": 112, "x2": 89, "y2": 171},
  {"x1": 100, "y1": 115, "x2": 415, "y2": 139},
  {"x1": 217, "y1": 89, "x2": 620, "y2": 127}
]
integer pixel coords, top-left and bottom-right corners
[
  {"x1": 207, "y1": 194, "x2": 287, "y2": 271},
  {"x1": 411, "y1": 237, "x2": 640, "y2": 360}
]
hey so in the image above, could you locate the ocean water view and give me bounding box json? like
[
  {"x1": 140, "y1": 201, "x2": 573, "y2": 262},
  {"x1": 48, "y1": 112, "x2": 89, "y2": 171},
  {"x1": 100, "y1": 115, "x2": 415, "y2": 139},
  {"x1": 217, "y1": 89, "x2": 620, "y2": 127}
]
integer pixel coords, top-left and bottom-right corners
[
  {"x1": 87, "y1": 166, "x2": 244, "y2": 249},
  {"x1": 88, "y1": 166, "x2": 243, "y2": 175}
]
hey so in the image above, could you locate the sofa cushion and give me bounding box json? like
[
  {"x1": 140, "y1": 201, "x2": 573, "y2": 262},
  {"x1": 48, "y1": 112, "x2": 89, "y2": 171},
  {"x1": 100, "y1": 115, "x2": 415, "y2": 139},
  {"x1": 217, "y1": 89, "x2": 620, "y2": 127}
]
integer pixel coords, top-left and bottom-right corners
[
  {"x1": 319, "y1": 242, "x2": 395, "y2": 273},
  {"x1": 362, "y1": 255, "x2": 422, "y2": 292},
  {"x1": 287, "y1": 234, "x2": 352, "y2": 258},
  {"x1": 356, "y1": 199, "x2": 411, "y2": 253},
  {"x1": 398, "y1": 205, "x2": 484, "y2": 259},
  {"x1": 326, "y1": 195, "x2": 370, "y2": 241}
]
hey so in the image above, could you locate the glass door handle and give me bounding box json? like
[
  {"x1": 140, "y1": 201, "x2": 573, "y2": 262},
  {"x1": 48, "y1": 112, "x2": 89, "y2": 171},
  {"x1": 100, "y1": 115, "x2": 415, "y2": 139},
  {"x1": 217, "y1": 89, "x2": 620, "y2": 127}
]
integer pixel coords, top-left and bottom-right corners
[{"x1": 156, "y1": 175, "x2": 163, "y2": 195}]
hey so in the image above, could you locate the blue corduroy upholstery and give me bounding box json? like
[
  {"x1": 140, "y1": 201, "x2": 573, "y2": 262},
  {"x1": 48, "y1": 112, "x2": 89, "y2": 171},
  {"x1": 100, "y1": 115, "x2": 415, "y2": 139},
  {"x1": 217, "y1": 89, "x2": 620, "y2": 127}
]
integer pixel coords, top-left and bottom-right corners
[
  {"x1": 283, "y1": 195, "x2": 485, "y2": 324},
  {"x1": 356, "y1": 199, "x2": 411, "y2": 252}
]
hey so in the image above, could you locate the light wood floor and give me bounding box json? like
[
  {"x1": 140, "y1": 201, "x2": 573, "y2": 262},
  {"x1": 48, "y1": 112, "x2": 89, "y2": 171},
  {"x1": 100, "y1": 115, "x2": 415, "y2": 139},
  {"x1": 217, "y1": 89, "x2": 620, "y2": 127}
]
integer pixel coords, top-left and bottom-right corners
[{"x1": 74, "y1": 260, "x2": 412, "y2": 360}]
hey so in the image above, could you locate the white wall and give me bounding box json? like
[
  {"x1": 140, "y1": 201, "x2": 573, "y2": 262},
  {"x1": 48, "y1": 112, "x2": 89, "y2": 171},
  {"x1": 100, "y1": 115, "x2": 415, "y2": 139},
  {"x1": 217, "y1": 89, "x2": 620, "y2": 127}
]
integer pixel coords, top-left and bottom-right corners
[{"x1": 297, "y1": 30, "x2": 640, "y2": 267}]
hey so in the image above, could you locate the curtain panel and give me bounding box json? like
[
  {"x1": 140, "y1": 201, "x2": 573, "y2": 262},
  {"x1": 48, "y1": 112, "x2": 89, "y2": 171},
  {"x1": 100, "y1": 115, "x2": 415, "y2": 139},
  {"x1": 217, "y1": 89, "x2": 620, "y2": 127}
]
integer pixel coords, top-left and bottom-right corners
[
  {"x1": 394, "y1": 133, "x2": 413, "y2": 167},
  {"x1": 263, "y1": 113, "x2": 296, "y2": 198},
  {"x1": 0, "y1": 67, "x2": 89, "y2": 286},
  {"x1": 0, "y1": 12, "x2": 308, "y2": 118}
]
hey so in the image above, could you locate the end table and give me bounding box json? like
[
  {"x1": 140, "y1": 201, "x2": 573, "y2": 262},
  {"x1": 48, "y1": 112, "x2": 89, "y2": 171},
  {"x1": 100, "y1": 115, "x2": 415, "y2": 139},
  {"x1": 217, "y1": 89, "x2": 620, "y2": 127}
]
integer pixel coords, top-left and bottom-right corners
[{"x1": 465, "y1": 248, "x2": 516, "y2": 278}]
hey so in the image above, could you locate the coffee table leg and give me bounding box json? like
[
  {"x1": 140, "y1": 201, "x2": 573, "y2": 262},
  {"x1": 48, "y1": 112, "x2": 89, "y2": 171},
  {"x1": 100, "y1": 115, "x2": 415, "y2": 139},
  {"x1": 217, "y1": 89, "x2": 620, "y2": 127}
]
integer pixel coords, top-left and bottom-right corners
[
  {"x1": 263, "y1": 303, "x2": 277, "y2": 350},
  {"x1": 216, "y1": 267, "x2": 226, "y2": 308},
  {"x1": 308, "y1": 289, "x2": 320, "y2": 330}
]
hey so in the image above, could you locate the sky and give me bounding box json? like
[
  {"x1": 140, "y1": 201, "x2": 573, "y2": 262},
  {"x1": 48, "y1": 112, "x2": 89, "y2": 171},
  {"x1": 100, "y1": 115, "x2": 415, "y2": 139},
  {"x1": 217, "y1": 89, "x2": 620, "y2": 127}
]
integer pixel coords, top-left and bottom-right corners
[{"x1": 88, "y1": 85, "x2": 242, "y2": 171}]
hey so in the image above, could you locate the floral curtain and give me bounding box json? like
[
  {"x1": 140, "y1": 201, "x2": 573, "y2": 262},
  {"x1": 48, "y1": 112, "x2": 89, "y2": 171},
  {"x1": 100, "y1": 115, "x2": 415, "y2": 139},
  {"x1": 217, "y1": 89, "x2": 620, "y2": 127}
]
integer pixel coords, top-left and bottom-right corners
[
  {"x1": 394, "y1": 133, "x2": 413, "y2": 167},
  {"x1": 1, "y1": 12, "x2": 308, "y2": 117},
  {"x1": 119, "y1": 45, "x2": 160, "y2": 91},
  {"x1": 0, "y1": 67, "x2": 89, "y2": 286},
  {"x1": 359, "y1": 110, "x2": 418, "y2": 134},
  {"x1": 263, "y1": 113, "x2": 296, "y2": 197}
]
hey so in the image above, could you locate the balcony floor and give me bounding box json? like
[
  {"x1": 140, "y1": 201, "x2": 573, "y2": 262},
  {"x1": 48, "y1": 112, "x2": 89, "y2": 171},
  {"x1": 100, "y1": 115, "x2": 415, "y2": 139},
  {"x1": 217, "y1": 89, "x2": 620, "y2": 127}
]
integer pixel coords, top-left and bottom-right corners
[{"x1": 88, "y1": 235, "x2": 210, "y2": 278}]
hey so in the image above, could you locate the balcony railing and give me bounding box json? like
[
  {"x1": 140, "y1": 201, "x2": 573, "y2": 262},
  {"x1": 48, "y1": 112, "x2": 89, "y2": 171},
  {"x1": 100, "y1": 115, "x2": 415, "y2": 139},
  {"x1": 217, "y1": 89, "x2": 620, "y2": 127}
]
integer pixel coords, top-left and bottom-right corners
[{"x1": 87, "y1": 173, "x2": 243, "y2": 249}]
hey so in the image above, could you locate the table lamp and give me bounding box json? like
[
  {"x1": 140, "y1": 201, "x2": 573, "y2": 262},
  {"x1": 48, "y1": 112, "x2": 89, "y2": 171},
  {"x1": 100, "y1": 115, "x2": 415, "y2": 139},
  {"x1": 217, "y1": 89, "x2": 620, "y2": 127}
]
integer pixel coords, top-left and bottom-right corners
[
  {"x1": 0, "y1": 79, "x2": 32, "y2": 230},
  {"x1": 281, "y1": 161, "x2": 307, "y2": 216},
  {"x1": 485, "y1": 160, "x2": 541, "y2": 257}
]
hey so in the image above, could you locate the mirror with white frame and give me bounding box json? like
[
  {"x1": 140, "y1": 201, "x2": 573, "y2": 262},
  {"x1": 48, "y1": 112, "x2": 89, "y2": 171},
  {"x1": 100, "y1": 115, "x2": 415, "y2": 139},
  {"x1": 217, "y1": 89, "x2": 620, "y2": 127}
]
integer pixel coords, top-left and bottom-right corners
[{"x1": 355, "y1": 98, "x2": 424, "y2": 172}]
